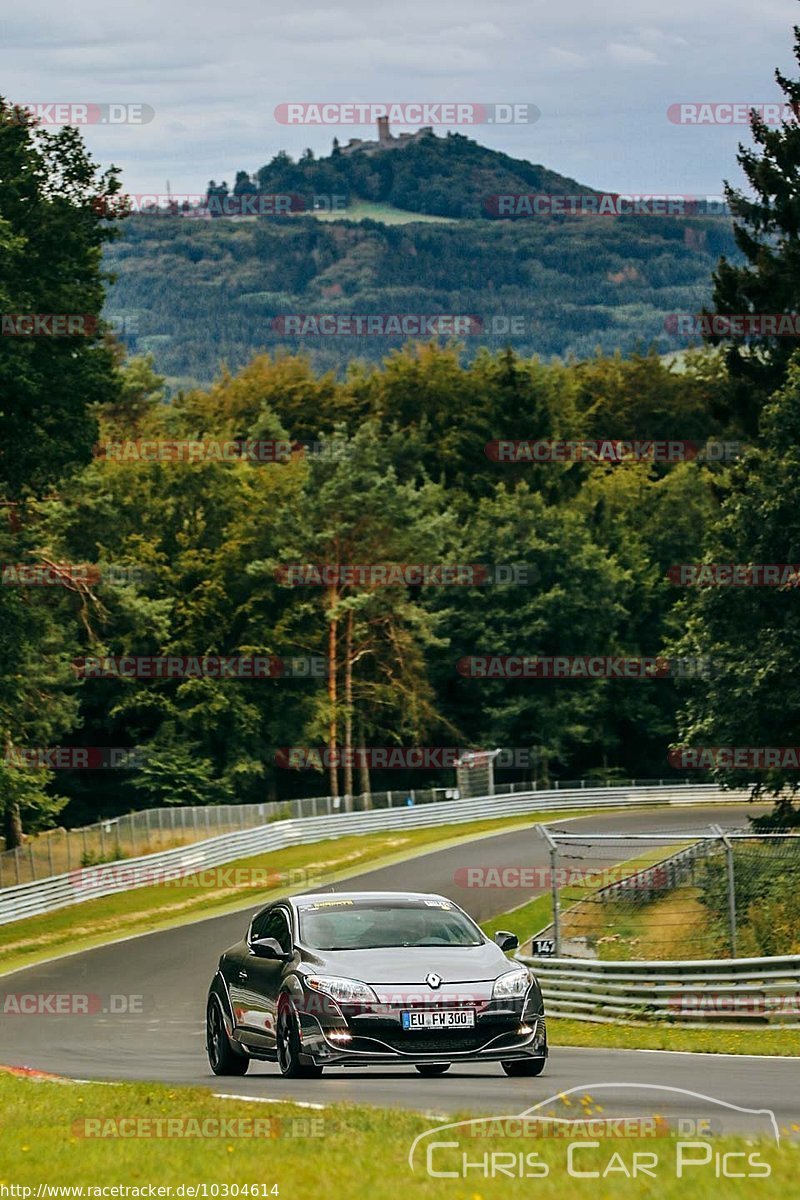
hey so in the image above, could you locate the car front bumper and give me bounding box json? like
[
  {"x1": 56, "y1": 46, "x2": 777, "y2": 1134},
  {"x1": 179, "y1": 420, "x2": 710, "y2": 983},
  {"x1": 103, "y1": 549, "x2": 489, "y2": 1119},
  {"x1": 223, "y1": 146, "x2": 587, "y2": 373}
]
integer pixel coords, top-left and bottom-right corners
[{"x1": 295, "y1": 994, "x2": 547, "y2": 1066}]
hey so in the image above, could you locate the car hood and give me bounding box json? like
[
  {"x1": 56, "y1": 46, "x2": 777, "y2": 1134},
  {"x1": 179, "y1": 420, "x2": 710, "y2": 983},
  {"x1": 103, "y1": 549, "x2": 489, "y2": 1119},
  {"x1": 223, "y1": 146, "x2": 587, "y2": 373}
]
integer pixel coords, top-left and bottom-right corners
[{"x1": 303, "y1": 942, "x2": 514, "y2": 985}]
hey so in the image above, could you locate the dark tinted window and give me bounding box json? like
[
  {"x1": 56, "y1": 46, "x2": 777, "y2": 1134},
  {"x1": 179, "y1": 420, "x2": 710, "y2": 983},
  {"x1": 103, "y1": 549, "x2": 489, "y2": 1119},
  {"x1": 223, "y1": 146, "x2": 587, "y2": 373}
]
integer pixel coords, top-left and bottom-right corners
[
  {"x1": 264, "y1": 908, "x2": 292, "y2": 953},
  {"x1": 250, "y1": 908, "x2": 271, "y2": 940},
  {"x1": 250, "y1": 907, "x2": 291, "y2": 950},
  {"x1": 297, "y1": 900, "x2": 482, "y2": 950}
]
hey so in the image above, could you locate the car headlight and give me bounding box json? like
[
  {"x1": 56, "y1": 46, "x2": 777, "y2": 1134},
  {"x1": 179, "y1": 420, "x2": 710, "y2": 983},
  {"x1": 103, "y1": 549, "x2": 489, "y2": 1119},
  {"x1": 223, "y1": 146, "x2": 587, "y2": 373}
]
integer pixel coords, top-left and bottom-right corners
[
  {"x1": 306, "y1": 975, "x2": 378, "y2": 1004},
  {"x1": 492, "y1": 968, "x2": 530, "y2": 999}
]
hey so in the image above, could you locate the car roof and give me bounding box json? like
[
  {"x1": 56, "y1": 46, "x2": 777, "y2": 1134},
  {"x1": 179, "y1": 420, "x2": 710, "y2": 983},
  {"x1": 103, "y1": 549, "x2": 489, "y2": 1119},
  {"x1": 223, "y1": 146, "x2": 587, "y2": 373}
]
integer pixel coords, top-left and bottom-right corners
[{"x1": 288, "y1": 890, "x2": 452, "y2": 907}]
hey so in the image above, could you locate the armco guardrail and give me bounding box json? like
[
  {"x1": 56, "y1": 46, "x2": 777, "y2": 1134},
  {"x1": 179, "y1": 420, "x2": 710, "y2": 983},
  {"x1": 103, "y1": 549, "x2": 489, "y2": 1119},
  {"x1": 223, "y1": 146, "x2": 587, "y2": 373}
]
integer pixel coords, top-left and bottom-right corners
[
  {"x1": 0, "y1": 783, "x2": 747, "y2": 928},
  {"x1": 0, "y1": 776, "x2": 689, "y2": 888},
  {"x1": 518, "y1": 953, "x2": 800, "y2": 1026}
]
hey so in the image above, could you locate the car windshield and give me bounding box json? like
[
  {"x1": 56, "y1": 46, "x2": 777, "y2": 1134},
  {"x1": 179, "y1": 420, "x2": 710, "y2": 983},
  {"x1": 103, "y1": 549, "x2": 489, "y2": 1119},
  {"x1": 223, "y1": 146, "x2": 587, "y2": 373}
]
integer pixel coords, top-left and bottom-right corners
[{"x1": 297, "y1": 900, "x2": 484, "y2": 950}]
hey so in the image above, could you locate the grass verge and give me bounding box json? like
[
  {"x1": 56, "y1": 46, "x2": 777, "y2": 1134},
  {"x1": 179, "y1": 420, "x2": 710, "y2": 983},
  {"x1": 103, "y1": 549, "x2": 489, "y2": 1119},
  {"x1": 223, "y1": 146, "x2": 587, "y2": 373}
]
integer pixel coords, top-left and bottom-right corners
[
  {"x1": 0, "y1": 1073, "x2": 795, "y2": 1197},
  {"x1": 547, "y1": 1017, "x2": 800, "y2": 1056}
]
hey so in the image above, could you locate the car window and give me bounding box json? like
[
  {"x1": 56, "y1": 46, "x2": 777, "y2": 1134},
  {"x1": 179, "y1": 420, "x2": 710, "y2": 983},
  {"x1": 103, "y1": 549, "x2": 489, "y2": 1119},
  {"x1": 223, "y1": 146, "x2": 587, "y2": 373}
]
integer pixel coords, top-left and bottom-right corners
[
  {"x1": 264, "y1": 908, "x2": 292, "y2": 953},
  {"x1": 298, "y1": 901, "x2": 483, "y2": 950},
  {"x1": 249, "y1": 908, "x2": 272, "y2": 941}
]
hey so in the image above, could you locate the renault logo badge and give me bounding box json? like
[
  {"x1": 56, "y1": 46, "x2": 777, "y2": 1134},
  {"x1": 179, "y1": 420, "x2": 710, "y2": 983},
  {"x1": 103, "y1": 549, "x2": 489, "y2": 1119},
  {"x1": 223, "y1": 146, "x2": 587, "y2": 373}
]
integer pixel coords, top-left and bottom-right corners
[{"x1": 425, "y1": 972, "x2": 442, "y2": 989}]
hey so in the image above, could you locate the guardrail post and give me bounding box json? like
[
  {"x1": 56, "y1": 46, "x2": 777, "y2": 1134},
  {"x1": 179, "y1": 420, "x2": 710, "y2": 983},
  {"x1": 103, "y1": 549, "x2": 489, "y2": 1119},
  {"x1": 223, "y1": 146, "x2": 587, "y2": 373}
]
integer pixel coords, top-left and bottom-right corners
[
  {"x1": 537, "y1": 825, "x2": 561, "y2": 956},
  {"x1": 712, "y1": 824, "x2": 738, "y2": 957}
]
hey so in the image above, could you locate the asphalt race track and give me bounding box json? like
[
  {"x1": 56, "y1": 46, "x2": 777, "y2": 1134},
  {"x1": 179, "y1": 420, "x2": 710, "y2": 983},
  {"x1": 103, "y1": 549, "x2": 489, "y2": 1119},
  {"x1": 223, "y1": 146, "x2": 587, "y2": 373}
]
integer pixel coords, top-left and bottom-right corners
[{"x1": 1, "y1": 802, "x2": 796, "y2": 1132}]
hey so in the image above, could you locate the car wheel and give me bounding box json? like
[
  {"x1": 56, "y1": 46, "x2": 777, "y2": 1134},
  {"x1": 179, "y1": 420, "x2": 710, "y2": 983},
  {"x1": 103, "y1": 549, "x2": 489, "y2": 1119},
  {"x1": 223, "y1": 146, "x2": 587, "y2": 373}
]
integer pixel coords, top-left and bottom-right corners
[
  {"x1": 277, "y1": 996, "x2": 323, "y2": 1079},
  {"x1": 501, "y1": 1057, "x2": 546, "y2": 1077},
  {"x1": 207, "y1": 996, "x2": 249, "y2": 1076},
  {"x1": 415, "y1": 1063, "x2": 451, "y2": 1076}
]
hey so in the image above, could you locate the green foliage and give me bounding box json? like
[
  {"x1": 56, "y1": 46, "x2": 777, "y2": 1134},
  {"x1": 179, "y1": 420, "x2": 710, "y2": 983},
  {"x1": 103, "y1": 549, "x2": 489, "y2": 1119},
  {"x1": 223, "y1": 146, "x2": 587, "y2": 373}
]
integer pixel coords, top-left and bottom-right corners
[
  {"x1": 0, "y1": 100, "x2": 125, "y2": 843},
  {"x1": 105, "y1": 206, "x2": 738, "y2": 387},
  {"x1": 676, "y1": 357, "x2": 800, "y2": 809},
  {"x1": 709, "y1": 24, "x2": 800, "y2": 431},
  {"x1": 696, "y1": 847, "x2": 800, "y2": 955}
]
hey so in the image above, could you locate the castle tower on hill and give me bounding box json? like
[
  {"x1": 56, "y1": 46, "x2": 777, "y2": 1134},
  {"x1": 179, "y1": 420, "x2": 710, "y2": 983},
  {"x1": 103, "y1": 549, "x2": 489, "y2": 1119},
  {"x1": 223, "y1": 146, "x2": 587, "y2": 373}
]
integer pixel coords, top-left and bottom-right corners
[{"x1": 340, "y1": 118, "x2": 435, "y2": 157}]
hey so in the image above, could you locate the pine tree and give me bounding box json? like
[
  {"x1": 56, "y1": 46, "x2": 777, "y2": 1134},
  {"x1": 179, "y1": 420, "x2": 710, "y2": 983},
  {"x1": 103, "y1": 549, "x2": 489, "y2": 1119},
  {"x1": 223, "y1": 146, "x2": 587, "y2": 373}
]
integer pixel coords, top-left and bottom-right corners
[{"x1": 708, "y1": 24, "x2": 800, "y2": 433}]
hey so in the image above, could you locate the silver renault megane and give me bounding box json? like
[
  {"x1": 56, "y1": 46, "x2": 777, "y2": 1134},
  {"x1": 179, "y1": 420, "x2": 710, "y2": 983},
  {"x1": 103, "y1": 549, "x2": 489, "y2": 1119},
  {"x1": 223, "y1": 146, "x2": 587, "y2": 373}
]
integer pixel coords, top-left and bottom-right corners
[{"x1": 206, "y1": 890, "x2": 547, "y2": 1078}]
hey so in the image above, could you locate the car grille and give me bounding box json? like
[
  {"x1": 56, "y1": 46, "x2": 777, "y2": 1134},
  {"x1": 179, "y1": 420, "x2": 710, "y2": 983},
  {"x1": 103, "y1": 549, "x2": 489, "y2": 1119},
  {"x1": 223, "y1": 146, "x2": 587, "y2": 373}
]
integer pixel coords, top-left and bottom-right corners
[
  {"x1": 372, "y1": 1032, "x2": 486, "y2": 1053},
  {"x1": 355, "y1": 1023, "x2": 523, "y2": 1055}
]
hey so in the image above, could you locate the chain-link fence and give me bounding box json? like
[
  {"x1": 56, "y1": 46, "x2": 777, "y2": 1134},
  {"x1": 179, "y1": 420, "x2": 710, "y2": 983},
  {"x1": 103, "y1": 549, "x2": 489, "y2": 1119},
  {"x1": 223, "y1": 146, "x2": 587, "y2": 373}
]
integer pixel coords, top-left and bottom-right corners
[
  {"x1": 0, "y1": 776, "x2": 695, "y2": 888},
  {"x1": 0, "y1": 790, "x2": 447, "y2": 887},
  {"x1": 530, "y1": 826, "x2": 800, "y2": 961}
]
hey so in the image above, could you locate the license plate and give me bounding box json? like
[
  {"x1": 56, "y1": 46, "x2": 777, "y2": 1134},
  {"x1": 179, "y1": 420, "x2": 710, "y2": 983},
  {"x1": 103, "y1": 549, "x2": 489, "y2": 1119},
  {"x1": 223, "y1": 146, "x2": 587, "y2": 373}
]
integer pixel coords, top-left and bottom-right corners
[{"x1": 401, "y1": 1009, "x2": 476, "y2": 1029}]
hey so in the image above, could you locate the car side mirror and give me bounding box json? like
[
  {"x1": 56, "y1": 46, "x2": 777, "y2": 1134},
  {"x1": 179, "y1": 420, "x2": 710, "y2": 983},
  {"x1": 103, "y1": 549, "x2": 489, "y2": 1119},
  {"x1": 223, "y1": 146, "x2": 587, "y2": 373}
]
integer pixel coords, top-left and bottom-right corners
[
  {"x1": 251, "y1": 936, "x2": 291, "y2": 961},
  {"x1": 494, "y1": 930, "x2": 519, "y2": 952}
]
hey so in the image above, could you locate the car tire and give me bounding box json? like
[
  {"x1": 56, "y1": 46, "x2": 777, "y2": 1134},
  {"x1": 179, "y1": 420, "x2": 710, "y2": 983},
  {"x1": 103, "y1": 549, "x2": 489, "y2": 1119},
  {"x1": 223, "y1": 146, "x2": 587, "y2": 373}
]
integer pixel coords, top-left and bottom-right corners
[
  {"x1": 277, "y1": 996, "x2": 323, "y2": 1079},
  {"x1": 414, "y1": 1063, "x2": 451, "y2": 1076},
  {"x1": 207, "y1": 996, "x2": 249, "y2": 1076},
  {"x1": 501, "y1": 1057, "x2": 546, "y2": 1077}
]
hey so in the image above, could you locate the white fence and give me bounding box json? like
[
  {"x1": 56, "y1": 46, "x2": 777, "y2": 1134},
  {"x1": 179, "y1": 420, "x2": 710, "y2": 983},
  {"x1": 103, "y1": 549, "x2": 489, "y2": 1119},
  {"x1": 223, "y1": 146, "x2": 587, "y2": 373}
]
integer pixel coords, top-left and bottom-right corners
[
  {"x1": 0, "y1": 783, "x2": 745, "y2": 927},
  {"x1": 518, "y1": 953, "x2": 800, "y2": 1027}
]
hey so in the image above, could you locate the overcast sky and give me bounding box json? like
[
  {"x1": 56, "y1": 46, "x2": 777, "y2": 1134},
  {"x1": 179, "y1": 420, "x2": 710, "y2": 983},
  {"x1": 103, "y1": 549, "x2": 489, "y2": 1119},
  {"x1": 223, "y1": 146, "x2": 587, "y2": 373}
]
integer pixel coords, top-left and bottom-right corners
[{"x1": 3, "y1": 0, "x2": 798, "y2": 197}]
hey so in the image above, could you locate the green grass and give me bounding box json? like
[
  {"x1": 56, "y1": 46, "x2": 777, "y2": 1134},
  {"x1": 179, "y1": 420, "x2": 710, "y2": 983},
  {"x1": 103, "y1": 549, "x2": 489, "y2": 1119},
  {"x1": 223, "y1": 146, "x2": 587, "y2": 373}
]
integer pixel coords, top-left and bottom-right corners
[
  {"x1": 0, "y1": 807, "x2": 600, "y2": 978},
  {"x1": 480, "y1": 893, "x2": 553, "y2": 944},
  {"x1": 0, "y1": 1073, "x2": 795, "y2": 1197},
  {"x1": 309, "y1": 199, "x2": 457, "y2": 224},
  {"x1": 548, "y1": 1017, "x2": 800, "y2": 1056}
]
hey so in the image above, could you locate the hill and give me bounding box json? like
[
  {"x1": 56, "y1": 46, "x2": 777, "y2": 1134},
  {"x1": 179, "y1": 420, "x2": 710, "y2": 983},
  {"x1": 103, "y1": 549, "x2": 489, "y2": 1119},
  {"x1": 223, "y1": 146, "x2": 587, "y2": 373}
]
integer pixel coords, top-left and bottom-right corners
[
  {"x1": 104, "y1": 131, "x2": 739, "y2": 386},
  {"x1": 237, "y1": 130, "x2": 596, "y2": 220}
]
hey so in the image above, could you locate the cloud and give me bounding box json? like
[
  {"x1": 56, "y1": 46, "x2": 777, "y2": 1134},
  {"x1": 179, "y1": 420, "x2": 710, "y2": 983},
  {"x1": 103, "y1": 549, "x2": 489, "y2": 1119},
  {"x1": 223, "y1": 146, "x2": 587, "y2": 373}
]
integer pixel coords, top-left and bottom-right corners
[
  {"x1": 1, "y1": 0, "x2": 797, "y2": 196},
  {"x1": 606, "y1": 41, "x2": 662, "y2": 65},
  {"x1": 548, "y1": 47, "x2": 588, "y2": 68}
]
